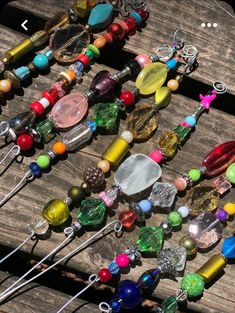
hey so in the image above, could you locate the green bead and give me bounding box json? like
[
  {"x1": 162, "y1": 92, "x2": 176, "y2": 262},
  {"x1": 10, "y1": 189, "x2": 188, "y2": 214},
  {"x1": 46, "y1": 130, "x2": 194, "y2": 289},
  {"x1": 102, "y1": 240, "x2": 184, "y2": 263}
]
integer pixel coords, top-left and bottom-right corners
[
  {"x1": 161, "y1": 295, "x2": 178, "y2": 313},
  {"x1": 173, "y1": 125, "x2": 191, "y2": 142},
  {"x1": 85, "y1": 49, "x2": 95, "y2": 60},
  {"x1": 167, "y1": 211, "x2": 183, "y2": 227},
  {"x1": 188, "y1": 169, "x2": 201, "y2": 183},
  {"x1": 226, "y1": 163, "x2": 235, "y2": 184},
  {"x1": 92, "y1": 102, "x2": 119, "y2": 133},
  {"x1": 181, "y1": 273, "x2": 205, "y2": 297},
  {"x1": 34, "y1": 118, "x2": 56, "y2": 143},
  {"x1": 136, "y1": 226, "x2": 164, "y2": 253},
  {"x1": 68, "y1": 186, "x2": 85, "y2": 203},
  {"x1": 42, "y1": 199, "x2": 70, "y2": 226},
  {"x1": 88, "y1": 44, "x2": 100, "y2": 58},
  {"x1": 77, "y1": 198, "x2": 106, "y2": 225},
  {"x1": 36, "y1": 155, "x2": 51, "y2": 169}
]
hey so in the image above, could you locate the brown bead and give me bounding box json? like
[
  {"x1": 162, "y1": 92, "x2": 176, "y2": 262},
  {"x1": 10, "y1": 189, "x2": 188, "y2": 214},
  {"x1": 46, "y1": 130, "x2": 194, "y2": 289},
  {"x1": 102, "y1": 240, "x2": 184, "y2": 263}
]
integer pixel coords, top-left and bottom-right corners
[
  {"x1": 108, "y1": 23, "x2": 125, "y2": 40},
  {"x1": 119, "y1": 210, "x2": 137, "y2": 229},
  {"x1": 84, "y1": 166, "x2": 105, "y2": 188}
]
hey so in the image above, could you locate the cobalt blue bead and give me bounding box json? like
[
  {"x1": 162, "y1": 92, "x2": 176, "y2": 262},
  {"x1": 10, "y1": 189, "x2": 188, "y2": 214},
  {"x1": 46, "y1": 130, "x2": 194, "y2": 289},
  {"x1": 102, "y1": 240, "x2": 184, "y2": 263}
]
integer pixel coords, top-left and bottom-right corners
[
  {"x1": 109, "y1": 300, "x2": 121, "y2": 313},
  {"x1": 184, "y1": 115, "x2": 197, "y2": 127},
  {"x1": 108, "y1": 262, "x2": 120, "y2": 275},
  {"x1": 130, "y1": 12, "x2": 142, "y2": 25},
  {"x1": 33, "y1": 54, "x2": 49, "y2": 70},
  {"x1": 114, "y1": 280, "x2": 143, "y2": 309},
  {"x1": 14, "y1": 66, "x2": 30, "y2": 81},
  {"x1": 29, "y1": 162, "x2": 42, "y2": 177},
  {"x1": 137, "y1": 269, "x2": 160, "y2": 289},
  {"x1": 166, "y1": 59, "x2": 177, "y2": 70},
  {"x1": 139, "y1": 199, "x2": 152, "y2": 213},
  {"x1": 222, "y1": 237, "x2": 235, "y2": 258}
]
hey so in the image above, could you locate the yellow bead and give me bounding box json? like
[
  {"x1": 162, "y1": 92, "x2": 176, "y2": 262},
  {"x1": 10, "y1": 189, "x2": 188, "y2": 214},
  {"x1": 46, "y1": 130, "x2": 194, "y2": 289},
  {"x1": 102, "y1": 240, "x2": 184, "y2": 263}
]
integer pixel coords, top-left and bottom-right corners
[
  {"x1": 135, "y1": 62, "x2": 168, "y2": 95},
  {"x1": 196, "y1": 254, "x2": 227, "y2": 283},
  {"x1": 42, "y1": 199, "x2": 70, "y2": 226},
  {"x1": 167, "y1": 79, "x2": 179, "y2": 91},
  {"x1": 98, "y1": 159, "x2": 110, "y2": 173},
  {"x1": 155, "y1": 86, "x2": 172, "y2": 109},
  {"x1": 157, "y1": 130, "x2": 180, "y2": 158},
  {"x1": 224, "y1": 202, "x2": 235, "y2": 215},
  {"x1": 0, "y1": 79, "x2": 11, "y2": 93},
  {"x1": 102, "y1": 138, "x2": 129, "y2": 167},
  {"x1": 5, "y1": 39, "x2": 34, "y2": 63}
]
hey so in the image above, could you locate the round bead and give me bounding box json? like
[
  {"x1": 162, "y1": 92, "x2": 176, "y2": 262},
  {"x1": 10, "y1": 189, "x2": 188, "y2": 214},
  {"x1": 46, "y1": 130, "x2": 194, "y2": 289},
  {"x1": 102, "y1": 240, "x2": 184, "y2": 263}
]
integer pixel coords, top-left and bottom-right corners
[
  {"x1": 138, "y1": 200, "x2": 152, "y2": 213},
  {"x1": 114, "y1": 280, "x2": 143, "y2": 309},
  {"x1": 0, "y1": 79, "x2": 11, "y2": 93},
  {"x1": 135, "y1": 54, "x2": 152, "y2": 69},
  {"x1": 53, "y1": 141, "x2": 67, "y2": 155},
  {"x1": 179, "y1": 235, "x2": 197, "y2": 256},
  {"x1": 167, "y1": 79, "x2": 179, "y2": 91},
  {"x1": 29, "y1": 101, "x2": 45, "y2": 116},
  {"x1": 215, "y1": 208, "x2": 228, "y2": 222},
  {"x1": 160, "y1": 222, "x2": 172, "y2": 235},
  {"x1": 36, "y1": 155, "x2": 51, "y2": 169},
  {"x1": 124, "y1": 16, "x2": 136, "y2": 33},
  {"x1": 184, "y1": 116, "x2": 197, "y2": 127},
  {"x1": 93, "y1": 36, "x2": 107, "y2": 49},
  {"x1": 119, "y1": 90, "x2": 135, "y2": 106},
  {"x1": 110, "y1": 300, "x2": 121, "y2": 313},
  {"x1": 108, "y1": 262, "x2": 120, "y2": 275},
  {"x1": 223, "y1": 202, "x2": 235, "y2": 216},
  {"x1": 226, "y1": 163, "x2": 235, "y2": 184},
  {"x1": 120, "y1": 131, "x2": 133, "y2": 144},
  {"x1": 119, "y1": 210, "x2": 137, "y2": 229},
  {"x1": 181, "y1": 273, "x2": 205, "y2": 297},
  {"x1": 174, "y1": 177, "x2": 187, "y2": 191},
  {"x1": 108, "y1": 23, "x2": 125, "y2": 40},
  {"x1": 149, "y1": 150, "x2": 163, "y2": 163},
  {"x1": 68, "y1": 186, "x2": 85, "y2": 203},
  {"x1": 98, "y1": 268, "x2": 112, "y2": 283},
  {"x1": 177, "y1": 206, "x2": 189, "y2": 218},
  {"x1": 188, "y1": 168, "x2": 201, "y2": 183},
  {"x1": 88, "y1": 44, "x2": 100, "y2": 58},
  {"x1": 33, "y1": 54, "x2": 49, "y2": 70},
  {"x1": 116, "y1": 254, "x2": 130, "y2": 268},
  {"x1": 130, "y1": 12, "x2": 142, "y2": 26},
  {"x1": 29, "y1": 162, "x2": 42, "y2": 177},
  {"x1": 76, "y1": 54, "x2": 91, "y2": 66},
  {"x1": 97, "y1": 159, "x2": 110, "y2": 173},
  {"x1": 167, "y1": 211, "x2": 183, "y2": 227},
  {"x1": 17, "y1": 134, "x2": 33, "y2": 151}
]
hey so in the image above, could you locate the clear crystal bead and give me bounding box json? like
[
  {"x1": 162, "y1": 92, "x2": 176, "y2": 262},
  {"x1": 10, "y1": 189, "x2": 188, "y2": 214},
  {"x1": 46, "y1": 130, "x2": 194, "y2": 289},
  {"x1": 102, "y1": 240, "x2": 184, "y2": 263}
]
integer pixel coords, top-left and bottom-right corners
[{"x1": 149, "y1": 182, "x2": 177, "y2": 208}]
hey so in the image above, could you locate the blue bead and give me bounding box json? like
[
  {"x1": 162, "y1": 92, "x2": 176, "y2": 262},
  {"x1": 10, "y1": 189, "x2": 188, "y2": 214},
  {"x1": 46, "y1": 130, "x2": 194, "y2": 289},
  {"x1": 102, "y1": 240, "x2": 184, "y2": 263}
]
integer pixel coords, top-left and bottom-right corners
[
  {"x1": 137, "y1": 269, "x2": 160, "y2": 289},
  {"x1": 33, "y1": 54, "x2": 49, "y2": 70},
  {"x1": 14, "y1": 66, "x2": 30, "y2": 81},
  {"x1": 86, "y1": 121, "x2": 97, "y2": 132},
  {"x1": 166, "y1": 59, "x2": 177, "y2": 70},
  {"x1": 184, "y1": 116, "x2": 197, "y2": 127},
  {"x1": 114, "y1": 280, "x2": 143, "y2": 309},
  {"x1": 75, "y1": 61, "x2": 84, "y2": 73},
  {"x1": 108, "y1": 262, "x2": 120, "y2": 275},
  {"x1": 88, "y1": 4, "x2": 113, "y2": 29},
  {"x1": 45, "y1": 50, "x2": 54, "y2": 60},
  {"x1": 139, "y1": 200, "x2": 152, "y2": 213},
  {"x1": 29, "y1": 162, "x2": 42, "y2": 177},
  {"x1": 222, "y1": 237, "x2": 235, "y2": 258},
  {"x1": 130, "y1": 12, "x2": 142, "y2": 25},
  {"x1": 109, "y1": 300, "x2": 121, "y2": 313}
]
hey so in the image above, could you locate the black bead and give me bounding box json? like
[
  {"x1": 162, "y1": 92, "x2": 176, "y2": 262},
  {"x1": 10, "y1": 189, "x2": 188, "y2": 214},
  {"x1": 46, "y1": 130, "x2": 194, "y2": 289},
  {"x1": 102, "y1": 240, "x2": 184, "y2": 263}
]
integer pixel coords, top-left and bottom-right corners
[
  {"x1": 125, "y1": 60, "x2": 141, "y2": 77},
  {"x1": 68, "y1": 186, "x2": 85, "y2": 203}
]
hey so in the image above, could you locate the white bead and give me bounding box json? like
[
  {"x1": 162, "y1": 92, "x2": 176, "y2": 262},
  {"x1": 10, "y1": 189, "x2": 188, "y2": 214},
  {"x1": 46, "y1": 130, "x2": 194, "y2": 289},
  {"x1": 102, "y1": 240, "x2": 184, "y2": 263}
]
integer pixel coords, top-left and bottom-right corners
[
  {"x1": 59, "y1": 71, "x2": 72, "y2": 83},
  {"x1": 120, "y1": 131, "x2": 133, "y2": 143},
  {"x1": 39, "y1": 97, "x2": 50, "y2": 109},
  {"x1": 177, "y1": 206, "x2": 189, "y2": 218}
]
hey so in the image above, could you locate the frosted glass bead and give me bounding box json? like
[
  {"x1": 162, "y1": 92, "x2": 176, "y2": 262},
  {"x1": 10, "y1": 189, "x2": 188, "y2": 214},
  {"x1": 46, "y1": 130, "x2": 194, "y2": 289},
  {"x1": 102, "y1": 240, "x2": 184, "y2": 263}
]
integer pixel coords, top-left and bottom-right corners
[
  {"x1": 120, "y1": 131, "x2": 133, "y2": 143},
  {"x1": 178, "y1": 206, "x2": 189, "y2": 218}
]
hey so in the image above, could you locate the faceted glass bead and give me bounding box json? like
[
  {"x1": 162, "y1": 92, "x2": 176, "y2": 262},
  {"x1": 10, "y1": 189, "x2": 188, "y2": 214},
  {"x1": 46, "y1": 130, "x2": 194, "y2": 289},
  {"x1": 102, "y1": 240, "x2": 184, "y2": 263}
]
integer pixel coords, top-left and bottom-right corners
[
  {"x1": 62, "y1": 122, "x2": 93, "y2": 151},
  {"x1": 136, "y1": 226, "x2": 164, "y2": 253},
  {"x1": 126, "y1": 103, "x2": 159, "y2": 140},
  {"x1": 149, "y1": 182, "x2": 177, "y2": 208},
  {"x1": 88, "y1": 3, "x2": 113, "y2": 30},
  {"x1": 73, "y1": 0, "x2": 96, "y2": 18},
  {"x1": 50, "y1": 24, "x2": 90, "y2": 63},
  {"x1": 181, "y1": 273, "x2": 205, "y2": 297},
  {"x1": 137, "y1": 269, "x2": 160, "y2": 289},
  {"x1": 135, "y1": 62, "x2": 168, "y2": 95},
  {"x1": 113, "y1": 280, "x2": 143, "y2": 309},
  {"x1": 155, "y1": 86, "x2": 172, "y2": 109},
  {"x1": 77, "y1": 198, "x2": 106, "y2": 226},
  {"x1": 203, "y1": 141, "x2": 235, "y2": 176},
  {"x1": 93, "y1": 102, "x2": 119, "y2": 132},
  {"x1": 188, "y1": 212, "x2": 222, "y2": 249},
  {"x1": 173, "y1": 125, "x2": 191, "y2": 142},
  {"x1": 30, "y1": 215, "x2": 49, "y2": 235},
  {"x1": 50, "y1": 92, "x2": 88, "y2": 128},
  {"x1": 157, "y1": 131, "x2": 180, "y2": 159},
  {"x1": 119, "y1": 211, "x2": 137, "y2": 229},
  {"x1": 42, "y1": 199, "x2": 70, "y2": 226},
  {"x1": 157, "y1": 246, "x2": 187, "y2": 275},
  {"x1": 213, "y1": 175, "x2": 232, "y2": 195},
  {"x1": 9, "y1": 111, "x2": 36, "y2": 134},
  {"x1": 32, "y1": 118, "x2": 56, "y2": 143},
  {"x1": 161, "y1": 296, "x2": 178, "y2": 313},
  {"x1": 30, "y1": 30, "x2": 49, "y2": 47},
  {"x1": 222, "y1": 237, "x2": 235, "y2": 258},
  {"x1": 44, "y1": 12, "x2": 70, "y2": 34},
  {"x1": 114, "y1": 154, "x2": 162, "y2": 195},
  {"x1": 187, "y1": 185, "x2": 220, "y2": 216}
]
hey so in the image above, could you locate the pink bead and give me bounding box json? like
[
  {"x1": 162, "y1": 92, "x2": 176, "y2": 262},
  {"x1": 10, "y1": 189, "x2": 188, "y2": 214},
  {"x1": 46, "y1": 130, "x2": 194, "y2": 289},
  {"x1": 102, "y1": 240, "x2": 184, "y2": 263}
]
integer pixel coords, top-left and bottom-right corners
[
  {"x1": 174, "y1": 177, "x2": 187, "y2": 191},
  {"x1": 135, "y1": 54, "x2": 152, "y2": 69},
  {"x1": 149, "y1": 150, "x2": 163, "y2": 163},
  {"x1": 99, "y1": 192, "x2": 114, "y2": 207},
  {"x1": 115, "y1": 254, "x2": 130, "y2": 268},
  {"x1": 116, "y1": 20, "x2": 129, "y2": 33}
]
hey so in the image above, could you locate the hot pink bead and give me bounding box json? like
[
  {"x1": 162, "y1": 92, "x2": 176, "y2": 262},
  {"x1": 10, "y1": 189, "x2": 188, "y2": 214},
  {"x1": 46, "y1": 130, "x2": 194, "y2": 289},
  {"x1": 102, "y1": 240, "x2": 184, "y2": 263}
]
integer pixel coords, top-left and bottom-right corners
[
  {"x1": 115, "y1": 254, "x2": 130, "y2": 268},
  {"x1": 174, "y1": 177, "x2": 187, "y2": 191},
  {"x1": 149, "y1": 150, "x2": 163, "y2": 163},
  {"x1": 99, "y1": 192, "x2": 114, "y2": 207},
  {"x1": 135, "y1": 54, "x2": 152, "y2": 69}
]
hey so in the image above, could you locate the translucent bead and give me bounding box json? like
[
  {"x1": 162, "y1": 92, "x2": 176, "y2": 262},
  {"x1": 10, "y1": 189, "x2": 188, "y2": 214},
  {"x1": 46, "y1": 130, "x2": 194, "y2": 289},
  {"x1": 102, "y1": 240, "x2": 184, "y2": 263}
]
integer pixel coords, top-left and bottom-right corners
[
  {"x1": 30, "y1": 215, "x2": 49, "y2": 236},
  {"x1": 222, "y1": 237, "x2": 235, "y2": 258},
  {"x1": 157, "y1": 130, "x2": 180, "y2": 159},
  {"x1": 137, "y1": 269, "x2": 160, "y2": 289},
  {"x1": 42, "y1": 199, "x2": 70, "y2": 226},
  {"x1": 69, "y1": 64, "x2": 83, "y2": 80},
  {"x1": 119, "y1": 210, "x2": 137, "y2": 229},
  {"x1": 177, "y1": 206, "x2": 189, "y2": 218},
  {"x1": 136, "y1": 226, "x2": 164, "y2": 253},
  {"x1": 167, "y1": 212, "x2": 183, "y2": 227},
  {"x1": 155, "y1": 86, "x2": 172, "y2": 109},
  {"x1": 77, "y1": 198, "x2": 106, "y2": 226},
  {"x1": 113, "y1": 280, "x2": 143, "y2": 309},
  {"x1": 44, "y1": 12, "x2": 69, "y2": 34},
  {"x1": 120, "y1": 131, "x2": 133, "y2": 143},
  {"x1": 9, "y1": 111, "x2": 36, "y2": 134},
  {"x1": 109, "y1": 262, "x2": 120, "y2": 275},
  {"x1": 62, "y1": 122, "x2": 93, "y2": 151}
]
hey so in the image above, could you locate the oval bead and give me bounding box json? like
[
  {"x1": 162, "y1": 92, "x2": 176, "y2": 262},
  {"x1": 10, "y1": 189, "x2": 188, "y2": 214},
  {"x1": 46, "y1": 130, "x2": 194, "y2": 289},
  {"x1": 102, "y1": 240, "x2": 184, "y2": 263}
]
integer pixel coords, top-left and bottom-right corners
[
  {"x1": 155, "y1": 86, "x2": 172, "y2": 109},
  {"x1": 135, "y1": 62, "x2": 168, "y2": 95}
]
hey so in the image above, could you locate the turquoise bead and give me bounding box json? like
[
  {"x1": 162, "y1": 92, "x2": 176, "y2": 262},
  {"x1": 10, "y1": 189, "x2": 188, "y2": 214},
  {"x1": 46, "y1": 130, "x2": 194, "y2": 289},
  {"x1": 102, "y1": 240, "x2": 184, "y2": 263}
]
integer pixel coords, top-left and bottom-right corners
[
  {"x1": 45, "y1": 50, "x2": 54, "y2": 60},
  {"x1": 222, "y1": 237, "x2": 235, "y2": 258},
  {"x1": 184, "y1": 116, "x2": 197, "y2": 127},
  {"x1": 14, "y1": 66, "x2": 30, "y2": 81},
  {"x1": 166, "y1": 59, "x2": 177, "y2": 70},
  {"x1": 33, "y1": 54, "x2": 49, "y2": 70},
  {"x1": 88, "y1": 4, "x2": 113, "y2": 29},
  {"x1": 130, "y1": 12, "x2": 142, "y2": 25}
]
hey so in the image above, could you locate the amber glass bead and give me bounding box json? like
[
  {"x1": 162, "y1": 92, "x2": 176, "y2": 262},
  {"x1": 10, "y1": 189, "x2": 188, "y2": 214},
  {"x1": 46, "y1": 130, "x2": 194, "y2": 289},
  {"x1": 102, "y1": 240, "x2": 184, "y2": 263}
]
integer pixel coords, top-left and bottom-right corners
[
  {"x1": 30, "y1": 30, "x2": 49, "y2": 47},
  {"x1": 119, "y1": 210, "x2": 137, "y2": 229},
  {"x1": 157, "y1": 130, "x2": 180, "y2": 158},
  {"x1": 42, "y1": 199, "x2": 70, "y2": 226},
  {"x1": 44, "y1": 12, "x2": 70, "y2": 34}
]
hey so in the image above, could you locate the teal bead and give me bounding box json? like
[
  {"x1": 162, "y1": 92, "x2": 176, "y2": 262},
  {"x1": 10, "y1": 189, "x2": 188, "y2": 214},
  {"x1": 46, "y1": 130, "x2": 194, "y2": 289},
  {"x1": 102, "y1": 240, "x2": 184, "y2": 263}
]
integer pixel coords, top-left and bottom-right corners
[
  {"x1": 130, "y1": 12, "x2": 142, "y2": 25},
  {"x1": 14, "y1": 66, "x2": 30, "y2": 81},
  {"x1": 88, "y1": 4, "x2": 113, "y2": 29},
  {"x1": 166, "y1": 59, "x2": 177, "y2": 70},
  {"x1": 45, "y1": 50, "x2": 54, "y2": 60},
  {"x1": 222, "y1": 237, "x2": 235, "y2": 258},
  {"x1": 33, "y1": 54, "x2": 49, "y2": 70},
  {"x1": 184, "y1": 116, "x2": 197, "y2": 127}
]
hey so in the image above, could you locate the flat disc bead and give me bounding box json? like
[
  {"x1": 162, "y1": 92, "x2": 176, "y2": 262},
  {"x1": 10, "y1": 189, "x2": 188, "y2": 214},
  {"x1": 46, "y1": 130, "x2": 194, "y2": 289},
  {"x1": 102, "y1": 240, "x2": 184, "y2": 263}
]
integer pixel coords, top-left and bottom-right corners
[
  {"x1": 93, "y1": 36, "x2": 107, "y2": 49},
  {"x1": 174, "y1": 177, "x2": 187, "y2": 191}
]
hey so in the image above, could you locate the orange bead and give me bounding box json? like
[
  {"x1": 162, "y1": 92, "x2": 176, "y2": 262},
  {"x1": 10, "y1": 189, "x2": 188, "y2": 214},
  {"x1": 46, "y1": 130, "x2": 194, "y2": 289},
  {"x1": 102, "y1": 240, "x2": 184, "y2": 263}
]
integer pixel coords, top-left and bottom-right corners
[
  {"x1": 167, "y1": 79, "x2": 179, "y2": 91},
  {"x1": 66, "y1": 70, "x2": 76, "y2": 81},
  {"x1": 0, "y1": 79, "x2": 11, "y2": 93},
  {"x1": 119, "y1": 210, "x2": 137, "y2": 229},
  {"x1": 93, "y1": 36, "x2": 107, "y2": 49},
  {"x1": 53, "y1": 141, "x2": 67, "y2": 155},
  {"x1": 97, "y1": 159, "x2": 110, "y2": 173}
]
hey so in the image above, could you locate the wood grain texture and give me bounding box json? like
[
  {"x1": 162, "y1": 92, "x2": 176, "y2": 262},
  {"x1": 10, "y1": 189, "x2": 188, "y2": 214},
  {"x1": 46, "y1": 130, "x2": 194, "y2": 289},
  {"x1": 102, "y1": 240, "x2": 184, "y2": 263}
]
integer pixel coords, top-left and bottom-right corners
[{"x1": 0, "y1": 1, "x2": 234, "y2": 313}]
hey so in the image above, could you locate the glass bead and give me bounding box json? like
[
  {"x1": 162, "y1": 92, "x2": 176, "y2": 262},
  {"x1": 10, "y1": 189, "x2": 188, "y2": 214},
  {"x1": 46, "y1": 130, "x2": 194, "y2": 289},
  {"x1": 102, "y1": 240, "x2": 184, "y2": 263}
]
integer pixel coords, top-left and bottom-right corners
[
  {"x1": 119, "y1": 210, "x2": 137, "y2": 229},
  {"x1": 157, "y1": 130, "x2": 180, "y2": 159},
  {"x1": 44, "y1": 12, "x2": 69, "y2": 34},
  {"x1": 77, "y1": 198, "x2": 106, "y2": 226},
  {"x1": 4, "y1": 70, "x2": 21, "y2": 89},
  {"x1": 174, "y1": 177, "x2": 187, "y2": 191},
  {"x1": 157, "y1": 246, "x2": 187, "y2": 274},
  {"x1": 179, "y1": 236, "x2": 197, "y2": 256},
  {"x1": 33, "y1": 54, "x2": 49, "y2": 70},
  {"x1": 53, "y1": 141, "x2": 66, "y2": 155},
  {"x1": 124, "y1": 16, "x2": 136, "y2": 33},
  {"x1": 149, "y1": 182, "x2": 177, "y2": 208},
  {"x1": 119, "y1": 90, "x2": 135, "y2": 105},
  {"x1": 93, "y1": 36, "x2": 107, "y2": 49},
  {"x1": 29, "y1": 162, "x2": 41, "y2": 177},
  {"x1": 167, "y1": 79, "x2": 179, "y2": 92},
  {"x1": 130, "y1": 12, "x2": 142, "y2": 26},
  {"x1": 9, "y1": 111, "x2": 36, "y2": 134},
  {"x1": 222, "y1": 237, "x2": 235, "y2": 258},
  {"x1": 120, "y1": 131, "x2": 133, "y2": 144},
  {"x1": 177, "y1": 206, "x2": 189, "y2": 218},
  {"x1": 188, "y1": 169, "x2": 201, "y2": 182},
  {"x1": 226, "y1": 163, "x2": 235, "y2": 184},
  {"x1": 98, "y1": 268, "x2": 112, "y2": 283},
  {"x1": 32, "y1": 118, "x2": 56, "y2": 143},
  {"x1": 139, "y1": 199, "x2": 152, "y2": 213},
  {"x1": 62, "y1": 122, "x2": 93, "y2": 151},
  {"x1": 149, "y1": 150, "x2": 163, "y2": 163},
  {"x1": 42, "y1": 199, "x2": 70, "y2": 226},
  {"x1": 135, "y1": 54, "x2": 152, "y2": 69},
  {"x1": 181, "y1": 273, "x2": 205, "y2": 297},
  {"x1": 160, "y1": 222, "x2": 172, "y2": 235},
  {"x1": 184, "y1": 116, "x2": 197, "y2": 127},
  {"x1": 88, "y1": 44, "x2": 100, "y2": 58},
  {"x1": 167, "y1": 212, "x2": 183, "y2": 227},
  {"x1": 137, "y1": 269, "x2": 160, "y2": 289},
  {"x1": 224, "y1": 202, "x2": 235, "y2": 215},
  {"x1": 213, "y1": 175, "x2": 232, "y2": 195},
  {"x1": 113, "y1": 280, "x2": 143, "y2": 309},
  {"x1": 85, "y1": 49, "x2": 95, "y2": 60},
  {"x1": 88, "y1": 3, "x2": 113, "y2": 30},
  {"x1": 45, "y1": 50, "x2": 53, "y2": 60},
  {"x1": 136, "y1": 226, "x2": 164, "y2": 253},
  {"x1": 109, "y1": 300, "x2": 121, "y2": 313},
  {"x1": 69, "y1": 64, "x2": 83, "y2": 80},
  {"x1": 51, "y1": 82, "x2": 66, "y2": 98},
  {"x1": 30, "y1": 215, "x2": 49, "y2": 236},
  {"x1": 116, "y1": 254, "x2": 130, "y2": 268},
  {"x1": 155, "y1": 86, "x2": 172, "y2": 109},
  {"x1": 108, "y1": 262, "x2": 120, "y2": 275},
  {"x1": 73, "y1": 0, "x2": 95, "y2": 18},
  {"x1": 108, "y1": 23, "x2": 125, "y2": 40},
  {"x1": 215, "y1": 209, "x2": 228, "y2": 222},
  {"x1": 92, "y1": 102, "x2": 119, "y2": 132},
  {"x1": 17, "y1": 134, "x2": 33, "y2": 151},
  {"x1": 161, "y1": 295, "x2": 178, "y2": 313},
  {"x1": 97, "y1": 160, "x2": 110, "y2": 173},
  {"x1": 36, "y1": 155, "x2": 51, "y2": 170}
]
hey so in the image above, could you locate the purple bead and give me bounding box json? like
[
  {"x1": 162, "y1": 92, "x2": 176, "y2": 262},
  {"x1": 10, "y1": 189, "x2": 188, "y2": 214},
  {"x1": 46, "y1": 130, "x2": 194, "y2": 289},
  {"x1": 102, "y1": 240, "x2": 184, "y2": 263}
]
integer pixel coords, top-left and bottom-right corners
[
  {"x1": 215, "y1": 209, "x2": 228, "y2": 222},
  {"x1": 90, "y1": 70, "x2": 119, "y2": 101}
]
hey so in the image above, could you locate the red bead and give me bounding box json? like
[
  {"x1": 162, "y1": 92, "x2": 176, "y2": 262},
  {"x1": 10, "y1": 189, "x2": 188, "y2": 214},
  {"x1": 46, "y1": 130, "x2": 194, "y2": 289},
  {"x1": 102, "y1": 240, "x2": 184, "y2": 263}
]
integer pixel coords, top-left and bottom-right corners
[
  {"x1": 17, "y1": 134, "x2": 33, "y2": 151},
  {"x1": 119, "y1": 210, "x2": 137, "y2": 229},
  {"x1": 42, "y1": 90, "x2": 57, "y2": 105},
  {"x1": 135, "y1": 9, "x2": 148, "y2": 20},
  {"x1": 119, "y1": 90, "x2": 135, "y2": 106},
  {"x1": 124, "y1": 17, "x2": 137, "y2": 34},
  {"x1": 108, "y1": 23, "x2": 125, "y2": 40},
  {"x1": 75, "y1": 54, "x2": 91, "y2": 66},
  {"x1": 29, "y1": 101, "x2": 45, "y2": 116},
  {"x1": 98, "y1": 268, "x2": 112, "y2": 283}
]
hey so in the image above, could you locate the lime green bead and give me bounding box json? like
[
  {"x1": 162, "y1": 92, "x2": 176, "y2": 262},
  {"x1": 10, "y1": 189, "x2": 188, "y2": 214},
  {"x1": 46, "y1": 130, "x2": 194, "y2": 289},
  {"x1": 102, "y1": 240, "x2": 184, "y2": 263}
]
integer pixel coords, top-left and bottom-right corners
[
  {"x1": 167, "y1": 211, "x2": 183, "y2": 227},
  {"x1": 36, "y1": 155, "x2": 51, "y2": 169},
  {"x1": 181, "y1": 273, "x2": 205, "y2": 297},
  {"x1": 226, "y1": 163, "x2": 235, "y2": 184},
  {"x1": 42, "y1": 199, "x2": 70, "y2": 226},
  {"x1": 88, "y1": 44, "x2": 100, "y2": 58},
  {"x1": 188, "y1": 168, "x2": 201, "y2": 182},
  {"x1": 85, "y1": 49, "x2": 95, "y2": 60}
]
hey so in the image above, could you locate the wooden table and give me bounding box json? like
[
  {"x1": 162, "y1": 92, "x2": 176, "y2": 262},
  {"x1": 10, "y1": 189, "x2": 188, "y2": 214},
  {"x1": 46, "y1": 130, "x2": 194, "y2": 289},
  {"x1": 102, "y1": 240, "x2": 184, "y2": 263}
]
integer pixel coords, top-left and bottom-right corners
[{"x1": 0, "y1": 1, "x2": 234, "y2": 312}]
